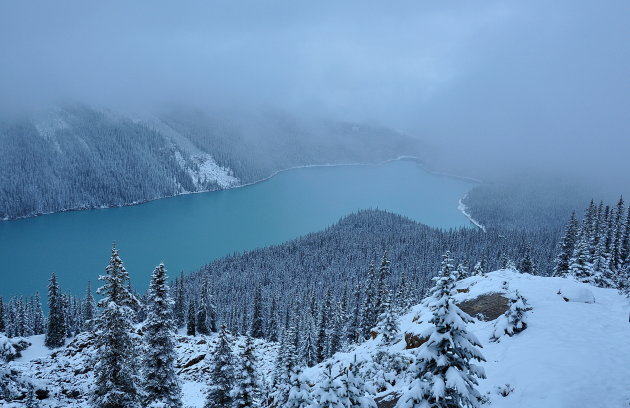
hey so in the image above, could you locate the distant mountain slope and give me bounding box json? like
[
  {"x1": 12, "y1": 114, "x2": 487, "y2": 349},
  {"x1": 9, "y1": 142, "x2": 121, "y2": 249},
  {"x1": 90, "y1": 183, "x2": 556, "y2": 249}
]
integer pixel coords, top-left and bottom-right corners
[{"x1": 0, "y1": 106, "x2": 423, "y2": 220}]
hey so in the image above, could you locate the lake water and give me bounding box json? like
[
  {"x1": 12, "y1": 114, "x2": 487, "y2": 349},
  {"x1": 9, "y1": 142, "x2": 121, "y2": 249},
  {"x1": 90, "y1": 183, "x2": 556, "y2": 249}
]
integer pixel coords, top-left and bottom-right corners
[{"x1": 0, "y1": 159, "x2": 476, "y2": 298}]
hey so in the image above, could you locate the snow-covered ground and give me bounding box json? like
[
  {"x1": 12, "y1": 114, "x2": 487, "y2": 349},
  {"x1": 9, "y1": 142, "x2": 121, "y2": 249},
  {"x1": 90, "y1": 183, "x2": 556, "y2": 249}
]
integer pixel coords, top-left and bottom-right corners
[
  {"x1": 305, "y1": 270, "x2": 630, "y2": 408},
  {"x1": 3, "y1": 270, "x2": 629, "y2": 407}
]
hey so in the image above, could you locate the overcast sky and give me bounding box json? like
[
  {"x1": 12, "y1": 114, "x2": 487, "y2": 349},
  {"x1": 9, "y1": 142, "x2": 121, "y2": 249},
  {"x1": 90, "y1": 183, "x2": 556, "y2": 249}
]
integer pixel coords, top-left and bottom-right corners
[{"x1": 1, "y1": 0, "x2": 629, "y2": 184}]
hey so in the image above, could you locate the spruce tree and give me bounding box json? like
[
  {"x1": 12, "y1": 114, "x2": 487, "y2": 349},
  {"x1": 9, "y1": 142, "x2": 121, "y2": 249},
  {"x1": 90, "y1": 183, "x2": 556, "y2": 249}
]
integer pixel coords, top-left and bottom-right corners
[
  {"x1": 399, "y1": 251, "x2": 486, "y2": 408},
  {"x1": 197, "y1": 297, "x2": 209, "y2": 335},
  {"x1": 45, "y1": 272, "x2": 66, "y2": 349},
  {"x1": 518, "y1": 249, "x2": 535, "y2": 275},
  {"x1": 310, "y1": 363, "x2": 343, "y2": 408},
  {"x1": 286, "y1": 365, "x2": 312, "y2": 408},
  {"x1": 251, "y1": 287, "x2": 264, "y2": 339},
  {"x1": 455, "y1": 262, "x2": 469, "y2": 281},
  {"x1": 554, "y1": 212, "x2": 580, "y2": 277},
  {"x1": 491, "y1": 289, "x2": 531, "y2": 341},
  {"x1": 174, "y1": 273, "x2": 186, "y2": 328},
  {"x1": 339, "y1": 357, "x2": 376, "y2": 408},
  {"x1": 32, "y1": 292, "x2": 45, "y2": 335},
  {"x1": 205, "y1": 324, "x2": 235, "y2": 408},
  {"x1": 91, "y1": 244, "x2": 141, "y2": 408},
  {"x1": 84, "y1": 281, "x2": 96, "y2": 332},
  {"x1": 232, "y1": 335, "x2": 258, "y2": 408},
  {"x1": 0, "y1": 297, "x2": 4, "y2": 333},
  {"x1": 142, "y1": 263, "x2": 182, "y2": 408},
  {"x1": 568, "y1": 233, "x2": 594, "y2": 283},
  {"x1": 375, "y1": 291, "x2": 399, "y2": 346},
  {"x1": 187, "y1": 300, "x2": 196, "y2": 336}
]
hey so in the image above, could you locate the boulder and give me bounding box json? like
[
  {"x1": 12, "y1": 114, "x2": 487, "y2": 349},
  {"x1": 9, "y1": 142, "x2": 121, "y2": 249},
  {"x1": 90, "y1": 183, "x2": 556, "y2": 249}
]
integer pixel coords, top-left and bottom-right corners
[{"x1": 457, "y1": 293, "x2": 510, "y2": 321}]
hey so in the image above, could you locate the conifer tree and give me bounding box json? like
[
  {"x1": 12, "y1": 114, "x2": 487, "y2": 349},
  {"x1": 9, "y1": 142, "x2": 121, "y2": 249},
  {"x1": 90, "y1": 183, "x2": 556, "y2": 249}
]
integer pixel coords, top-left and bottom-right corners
[
  {"x1": 197, "y1": 297, "x2": 209, "y2": 335},
  {"x1": 491, "y1": 289, "x2": 531, "y2": 341},
  {"x1": 31, "y1": 292, "x2": 45, "y2": 335},
  {"x1": 286, "y1": 365, "x2": 312, "y2": 408},
  {"x1": 251, "y1": 287, "x2": 264, "y2": 339},
  {"x1": 339, "y1": 357, "x2": 376, "y2": 408},
  {"x1": 518, "y1": 249, "x2": 535, "y2": 275},
  {"x1": 174, "y1": 273, "x2": 186, "y2": 328},
  {"x1": 142, "y1": 263, "x2": 182, "y2": 408},
  {"x1": 0, "y1": 297, "x2": 4, "y2": 333},
  {"x1": 375, "y1": 252, "x2": 392, "y2": 319},
  {"x1": 455, "y1": 262, "x2": 469, "y2": 281},
  {"x1": 272, "y1": 325, "x2": 297, "y2": 406},
  {"x1": 83, "y1": 282, "x2": 96, "y2": 332},
  {"x1": 362, "y1": 262, "x2": 378, "y2": 338},
  {"x1": 396, "y1": 268, "x2": 411, "y2": 312},
  {"x1": 569, "y1": 233, "x2": 594, "y2": 283},
  {"x1": 399, "y1": 251, "x2": 486, "y2": 408},
  {"x1": 232, "y1": 335, "x2": 258, "y2": 408},
  {"x1": 91, "y1": 244, "x2": 141, "y2": 408},
  {"x1": 472, "y1": 258, "x2": 486, "y2": 276},
  {"x1": 45, "y1": 272, "x2": 66, "y2": 349},
  {"x1": 310, "y1": 363, "x2": 344, "y2": 408},
  {"x1": 187, "y1": 300, "x2": 196, "y2": 336},
  {"x1": 375, "y1": 291, "x2": 399, "y2": 346},
  {"x1": 205, "y1": 324, "x2": 235, "y2": 408}
]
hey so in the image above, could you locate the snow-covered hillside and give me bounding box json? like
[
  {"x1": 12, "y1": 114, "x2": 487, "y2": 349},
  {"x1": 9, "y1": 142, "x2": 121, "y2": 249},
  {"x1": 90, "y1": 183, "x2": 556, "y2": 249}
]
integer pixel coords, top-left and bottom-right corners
[
  {"x1": 2, "y1": 270, "x2": 628, "y2": 407},
  {"x1": 304, "y1": 270, "x2": 630, "y2": 408}
]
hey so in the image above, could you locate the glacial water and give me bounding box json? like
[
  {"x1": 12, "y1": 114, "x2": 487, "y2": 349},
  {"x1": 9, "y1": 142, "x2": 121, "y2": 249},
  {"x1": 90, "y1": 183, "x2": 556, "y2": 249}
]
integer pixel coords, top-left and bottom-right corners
[{"x1": 0, "y1": 159, "x2": 476, "y2": 298}]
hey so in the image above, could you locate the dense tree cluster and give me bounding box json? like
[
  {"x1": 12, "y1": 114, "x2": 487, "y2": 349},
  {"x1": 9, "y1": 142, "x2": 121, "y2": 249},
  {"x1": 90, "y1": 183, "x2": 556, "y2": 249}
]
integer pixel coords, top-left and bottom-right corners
[{"x1": 553, "y1": 197, "x2": 630, "y2": 295}]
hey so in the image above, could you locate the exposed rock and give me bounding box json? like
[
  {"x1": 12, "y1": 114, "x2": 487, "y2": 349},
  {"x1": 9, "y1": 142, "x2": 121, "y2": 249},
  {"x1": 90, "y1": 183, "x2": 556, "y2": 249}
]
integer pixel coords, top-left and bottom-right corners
[
  {"x1": 457, "y1": 293, "x2": 510, "y2": 321},
  {"x1": 375, "y1": 393, "x2": 400, "y2": 408},
  {"x1": 181, "y1": 354, "x2": 206, "y2": 369},
  {"x1": 404, "y1": 333, "x2": 428, "y2": 350}
]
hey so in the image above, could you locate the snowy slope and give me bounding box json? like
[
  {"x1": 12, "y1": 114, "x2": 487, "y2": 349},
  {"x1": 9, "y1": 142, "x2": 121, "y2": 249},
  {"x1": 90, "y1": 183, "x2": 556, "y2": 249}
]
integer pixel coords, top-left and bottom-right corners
[
  {"x1": 305, "y1": 270, "x2": 630, "y2": 408},
  {"x1": 3, "y1": 331, "x2": 278, "y2": 407}
]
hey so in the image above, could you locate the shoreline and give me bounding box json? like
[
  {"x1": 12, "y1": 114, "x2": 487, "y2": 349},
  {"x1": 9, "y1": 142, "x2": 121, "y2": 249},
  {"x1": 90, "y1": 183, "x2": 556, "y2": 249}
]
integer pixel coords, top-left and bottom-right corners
[
  {"x1": 1, "y1": 155, "x2": 482, "y2": 223},
  {"x1": 457, "y1": 194, "x2": 487, "y2": 232}
]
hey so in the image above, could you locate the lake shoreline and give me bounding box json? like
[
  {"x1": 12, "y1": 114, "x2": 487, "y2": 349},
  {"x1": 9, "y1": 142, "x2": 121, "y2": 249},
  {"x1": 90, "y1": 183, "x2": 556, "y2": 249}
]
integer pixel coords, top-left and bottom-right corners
[{"x1": 1, "y1": 155, "x2": 482, "y2": 223}]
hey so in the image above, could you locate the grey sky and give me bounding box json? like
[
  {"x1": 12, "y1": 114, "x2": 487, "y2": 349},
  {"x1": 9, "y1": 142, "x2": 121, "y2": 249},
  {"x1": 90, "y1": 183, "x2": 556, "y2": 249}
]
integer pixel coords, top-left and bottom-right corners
[{"x1": 1, "y1": 0, "x2": 628, "y2": 184}]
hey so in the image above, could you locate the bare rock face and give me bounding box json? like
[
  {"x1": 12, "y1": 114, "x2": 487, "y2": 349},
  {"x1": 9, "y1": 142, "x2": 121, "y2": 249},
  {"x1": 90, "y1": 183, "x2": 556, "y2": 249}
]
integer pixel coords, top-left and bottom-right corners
[
  {"x1": 375, "y1": 393, "x2": 400, "y2": 408},
  {"x1": 457, "y1": 293, "x2": 510, "y2": 321},
  {"x1": 404, "y1": 333, "x2": 428, "y2": 350}
]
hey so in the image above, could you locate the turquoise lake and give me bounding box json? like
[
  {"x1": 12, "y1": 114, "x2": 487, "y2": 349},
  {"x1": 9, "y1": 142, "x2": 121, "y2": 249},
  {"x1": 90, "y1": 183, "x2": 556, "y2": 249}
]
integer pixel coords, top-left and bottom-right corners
[{"x1": 0, "y1": 159, "x2": 476, "y2": 298}]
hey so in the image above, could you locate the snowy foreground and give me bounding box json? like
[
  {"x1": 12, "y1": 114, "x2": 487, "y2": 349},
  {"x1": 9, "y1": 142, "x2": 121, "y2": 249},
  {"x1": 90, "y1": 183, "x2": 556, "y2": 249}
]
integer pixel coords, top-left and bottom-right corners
[{"x1": 4, "y1": 270, "x2": 630, "y2": 407}]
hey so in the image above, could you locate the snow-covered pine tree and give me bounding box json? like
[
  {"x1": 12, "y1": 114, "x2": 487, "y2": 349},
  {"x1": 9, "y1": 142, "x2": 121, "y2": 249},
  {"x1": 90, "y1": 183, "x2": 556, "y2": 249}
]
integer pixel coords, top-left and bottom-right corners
[
  {"x1": 455, "y1": 262, "x2": 469, "y2": 281},
  {"x1": 375, "y1": 290, "x2": 399, "y2": 346},
  {"x1": 376, "y1": 252, "x2": 392, "y2": 320},
  {"x1": 44, "y1": 272, "x2": 66, "y2": 349},
  {"x1": 91, "y1": 244, "x2": 142, "y2": 408},
  {"x1": 620, "y1": 206, "x2": 630, "y2": 267},
  {"x1": 187, "y1": 300, "x2": 196, "y2": 336},
  {"x1": 174, "y1": 273, "x2": 185, "y2": 328},
  {"x1": 267, "y1": 296, "x2": 279, "y2": 342},
  {"x1": 251, "y1": 287, "x2": 264, "y2": 339},
  {"x1": 205, "y1": 324, "x2": 235, "y2": 408},
  {"x1": 285, "y1": 365, "x2": 312, "y2": 408},
  {"x1": 316, "y1": 288, "x2": 333, "y2": 362},
  {"x1": 362, "y1": 262, "x2": 378, "y2": 338},
  {"x1": 568, "y1": 226, "x2": 594, "y2": 283},
  {"x1": 472, "y1": 258, "x2": 486, "y2": 277},
  {"x1": 518, "y1": 248, "x2": 536, "y2": 275},
  {"x1": 232, "y1": 334, "x2": 258, "y2": 408},
  {"x1": 272, "y1": 324, "x2": 297, "y2": 406},
  {"x1": 0, "y1": 297, "x2": 4, "y2": 333},
  {"x1": 491, "y1": 289, "x2": 531, "y2": 341},
  {"x1": 611, "y1": 197, "x2": 626, "y2": 271},
  {"x1": 396, "y1": 268, "x2": 411, "y2": 312},
  {"x1": 300, "y1": 311, "x2": 317, "y2": 367},
  {"x1": 142, "y1": 263, "x2": 182, "y2": 408},
  {"x1": 339, "y1": 357, "x2": 376, "y2": 408},
  {"x1": 31, "y1": 292, "x2": 45, "y2": 335},
  {"x1": 197, "y1": 296, "x2": 209, "y2": 335},
  {"x1": 398, "y1": 251, "x2": 486, "y2": 408},
  {"x1": 311, "y1": 363, "x2": 345, "y2": 408},
  {"x1": 83, "y1": 281, "x2": 96, "y2": 332}
]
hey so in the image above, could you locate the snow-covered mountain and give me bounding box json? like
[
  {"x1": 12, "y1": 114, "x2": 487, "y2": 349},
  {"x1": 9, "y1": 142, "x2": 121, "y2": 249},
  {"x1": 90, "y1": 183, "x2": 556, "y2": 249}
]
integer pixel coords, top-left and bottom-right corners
[
  {"x1": 2, "y1": 270, "x2": 628, "y2": 407},
  {"x1": 0, "y1": 105, "x2": 423, "y2": 220}
]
